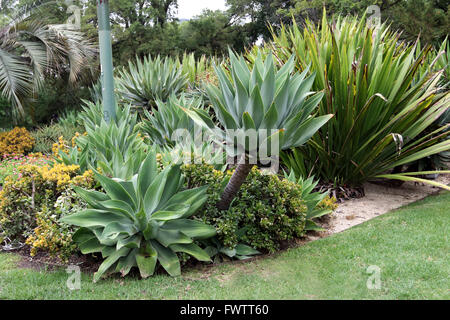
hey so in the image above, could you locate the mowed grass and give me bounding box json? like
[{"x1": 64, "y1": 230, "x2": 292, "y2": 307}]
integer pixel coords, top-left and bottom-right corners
[{"x1": 0, "y1": 192, "x2": 449, "y2": 300}]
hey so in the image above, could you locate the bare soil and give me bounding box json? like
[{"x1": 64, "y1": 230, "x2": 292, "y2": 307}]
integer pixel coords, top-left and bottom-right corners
[{"x1": 310, "y1": 174, "x2": 450, "y2": 239}]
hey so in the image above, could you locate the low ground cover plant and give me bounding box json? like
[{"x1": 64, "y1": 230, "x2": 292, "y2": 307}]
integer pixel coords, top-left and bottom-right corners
[
  {"x1": 0, "y1": 162, "x2": 95, "y2": 258},
  {"x1": 0, "y1": 153, "x2": 50, "y2": 185}
]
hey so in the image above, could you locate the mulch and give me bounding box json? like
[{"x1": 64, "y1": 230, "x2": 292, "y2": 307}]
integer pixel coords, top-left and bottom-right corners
[{"x1": 11, "y1": 246, "x2": 102, "y2": 273}]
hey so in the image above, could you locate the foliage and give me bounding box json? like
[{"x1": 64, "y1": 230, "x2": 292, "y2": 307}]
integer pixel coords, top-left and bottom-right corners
[
  {"x1": 25, "y1": 188, "x2": 90, "y2": 261},
  {"x1": 179, "y1": 10, "x2": 250, "y2": 58},
  {"x1": 139, "y1": 94, "x2": 204, "y2": 147},
  {"x1": 0, "y1": 3, "x2": 97, "y2": 121},
  {"x1": 284, "y1": 171, "x2": 337, "y2": 231},
  {"x1": 226, "y1": 0, "x2": 295, "y2": 42},
  {"x1": 384, "y1": 0, "x2": 449, "y2": 45},
  {"x1": 31, "y1": 123, "x2": 83, "y2": 154},
  {"x1": 184, "y1": 49, "x2": 332, "y2": 209},
  {"x1": 62, "y1": 151, "x2": 215, "y2": 281},
  {"x1": 0, "y1": 153, "x2": 49, "y2": 185},
  {"x1": 277, "y1": 0, "x2": 449, "y2": 45},
  {"x1": 0, "y1": 127, "x2": 35, "y2": 156},
  {"x1": 182, "y1": 163, "x2": 335, "y2": 253},
  {"x1": 54, "y1": 102, "x2": 147, "y2": 179},
  {"x1": 0, "y1": 162, "x2": 95, "y2": 245},
  {"x1": 116, "y1": 55, "x2": 188, "y2": 110},
  {"x1": 186, "y1": 49, "x2": 332, "y2": 159},
  {"x1": 266, "y1": 13, "x2": 450, "y2": 188}
]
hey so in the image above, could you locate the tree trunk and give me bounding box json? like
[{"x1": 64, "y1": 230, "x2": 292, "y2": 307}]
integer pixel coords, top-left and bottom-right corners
[{"x1": 216, "y1": 163, "x2": 254, "y2": 211}]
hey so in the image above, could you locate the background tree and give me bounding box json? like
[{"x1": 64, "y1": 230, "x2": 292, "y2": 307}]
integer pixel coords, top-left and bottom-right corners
[
  {"x1": 0, "y1": 2, "x2": 97, "y2": 123},
  {"x1": 180, "y1": 10, "x2": 249, "y2": 57},
  {"x1": 279, "y1": 0, "x2": 449, "y2": 44},
  {"x1": 226, "y1": 0, "x2": 296, "y2": 42}
]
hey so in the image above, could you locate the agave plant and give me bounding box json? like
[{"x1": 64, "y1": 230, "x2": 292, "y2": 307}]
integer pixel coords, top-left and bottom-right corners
[
  {"x1": 56, "y1": 102, "x2": 147, "y2": 179},
  {"x1": 62, "y1": 150, "x2": 215, "y2": 281},
  {"x1": 184, "y1": 50, "x2": 332, "y2": 210},
  {"x1": 176, "y1": 53, "x2": 212, "y2": 88},
  {"x1": 284, "y1": 171, "x2": 334, "y2": 231},
  {"x1": 116, "y1": 55, "x2": 188, "y2": 110},
  {"x1": 265, "y1": 12, "x2": 450, "y2": 189},
  {"x1": 139, "y1": 94, "x2": 204, "y2": 147}
]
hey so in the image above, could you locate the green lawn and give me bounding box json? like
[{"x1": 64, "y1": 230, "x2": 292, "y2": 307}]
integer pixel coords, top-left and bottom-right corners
[{"x1": 0, "y1": 192, "x2": 449, "y2": 300}]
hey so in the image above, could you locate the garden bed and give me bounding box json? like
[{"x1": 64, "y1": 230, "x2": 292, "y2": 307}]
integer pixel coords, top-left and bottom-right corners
[{"x1": 7, "y1": 174, "x2": 449, "y2": 274}]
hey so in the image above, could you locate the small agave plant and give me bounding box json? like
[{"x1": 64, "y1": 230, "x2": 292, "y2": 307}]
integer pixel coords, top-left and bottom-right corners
[{"x1": 62, "y1": 150, "x2": 216, "y2": 282}]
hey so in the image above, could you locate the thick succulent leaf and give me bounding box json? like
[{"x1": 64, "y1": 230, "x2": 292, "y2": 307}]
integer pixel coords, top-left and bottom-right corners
[
  {"x1": 116, "y1": 235, "x2": 142, "y2": 250},
  {"x1": 164, "y1": 186, "x2": 208, "y2": 218},
  {"x1": 78, "y1": 238, "x2": 104, "y2": 254},
  {"x1": 143, "y1": 167, "x2": 169, "y2": 217},
  {"x1": 247, "y1": 85, "x2": 265, "y2": 128},
  {"x1": 138, "y1": 150, "x2": 158, "y2": 199},
  {"x1": 305, "y1": 220, "x2": 325, "y2": 232},
  {"x1": 74, "y1": 187, "x2": 110, "y2": 207},
  {"x1": 61, "y1": 209, "x2": 131, "y2": 228},
  {"x1": 115, "y1": 248, "x2": 138, "y2": 277},
  {"x1": 72, "y1": 227, "x2": 96, "y2": 243},
  {"x1": 307, "y1": 208, "x2": 333, "y2": 219},
  {"x1": 136, "y1": 244, "x2": 158, "y2": 278},
  {"x1": 169, "y1": 243, "x2": 211, "y2": 262},
  {"x1": 156, "y1": 229, "x2": 193, "y2": 247},
  {"x1": 242, "y1": 112, "x2": 256, "y2": 130},
  {"x1": 285, "y1": 114, "x2": 334, "y2": 149},
  {"x1": 235, "y1": 244, "x2": 260, "y2": 256},
  {"x1": 151, "y1": 205, "x2": 190, "y2": 221},
  {"x1": 152, "y1": 240, "x2": 181, "y2": 277},
  {"x1": 93, "y1": 247, "x2": 130, "y2": 282},
  {"x1": 102, "y1": 222, "x2": 137, "y2": 240},
  {"x1": 156, "y1": 165, "x2": 183, "y2": 210},
  {"x1": 94, "y1": 173, "x2": 136, "y2": 209},
  {"x1": 181, "y1": 107, "x2": 216, "y2": 130},
  {"x1": 98, "y1": 200, "x2": 135, "y2": 221},
  {"x1": 162, "y1": 219, "x2": 216, "y2": 240}
]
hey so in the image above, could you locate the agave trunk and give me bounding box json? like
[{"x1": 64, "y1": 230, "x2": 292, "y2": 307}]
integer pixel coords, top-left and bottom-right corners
[{"x1": 217, "y1": 163, "x2": 254, "y2": 211}]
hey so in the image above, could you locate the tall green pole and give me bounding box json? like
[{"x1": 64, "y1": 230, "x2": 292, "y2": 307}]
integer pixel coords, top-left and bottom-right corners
[{"x1": 97, "y1": 0, "x2": 116, "y2": 122}]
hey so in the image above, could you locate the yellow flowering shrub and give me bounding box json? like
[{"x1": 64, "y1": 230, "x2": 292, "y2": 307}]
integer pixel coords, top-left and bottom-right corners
[
  {"x1": 0, "y1": 127, "x2": 35, "y2": 156},
  {"x1": 51, "y1": 136, "x2": 70, "y2": 159},
  {"x1": 0, "y1": 162, "x2": 96, "y2": 261}
]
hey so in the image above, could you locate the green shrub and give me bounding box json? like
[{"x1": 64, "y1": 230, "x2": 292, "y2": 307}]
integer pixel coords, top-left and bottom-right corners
[
  {"x1": 182, "y1": 163, "x2": 336, "y2": 253},
  {"x1": 0, "y1": 163, "x2": 95, "y2": 259},
  {"x1": 25, "y1": 188, "x2": 89, "y2": 261}
]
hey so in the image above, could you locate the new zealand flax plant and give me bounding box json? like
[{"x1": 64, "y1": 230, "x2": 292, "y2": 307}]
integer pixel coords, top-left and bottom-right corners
[{"x1": 259, "y1": 11, "x2": 450, "y2": 191}]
